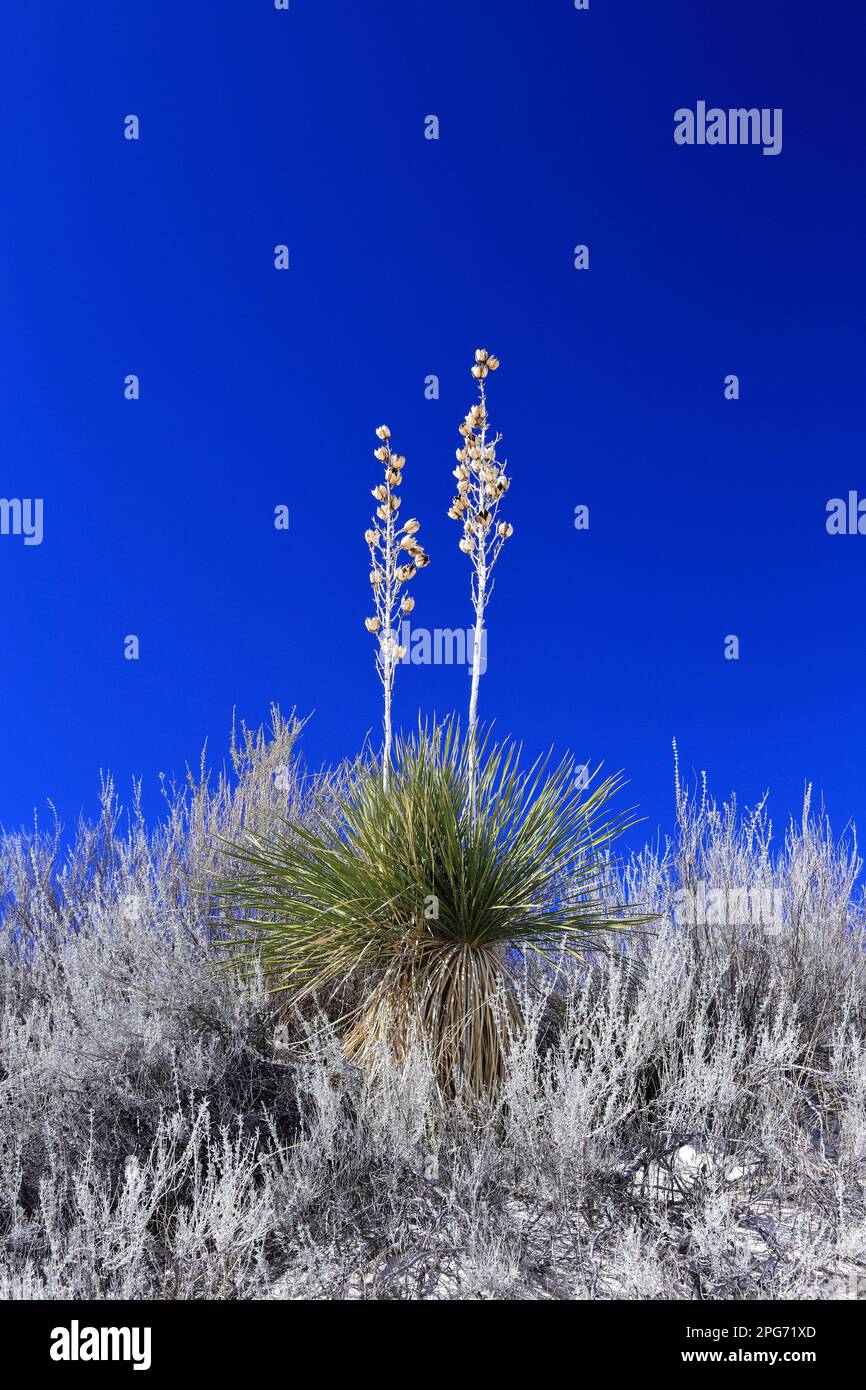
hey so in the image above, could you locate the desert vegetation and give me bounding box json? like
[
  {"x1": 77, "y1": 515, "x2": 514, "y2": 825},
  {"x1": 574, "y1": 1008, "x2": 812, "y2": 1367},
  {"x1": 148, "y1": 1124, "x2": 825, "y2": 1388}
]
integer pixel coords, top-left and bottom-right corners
[
  {"x1": 0, "y1": 711, "x2": 864, "y2": 1299},
  {"x1": 215, "y1": 351, "x2": 640, "y2": 1099},
  {"x1": 0, "y1": 350, "x2": 864, "y2": 1300}
]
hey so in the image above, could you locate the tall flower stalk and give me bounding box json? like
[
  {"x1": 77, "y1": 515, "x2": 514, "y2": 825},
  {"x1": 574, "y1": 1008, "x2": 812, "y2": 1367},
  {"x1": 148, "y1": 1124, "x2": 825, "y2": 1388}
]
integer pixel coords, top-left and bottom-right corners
[
  {"x1": 365, "y1": 426, "x2": 429, "y2": 791},
  {"x1": 449, "y1": 350, "x2": 512, "y2": 822}
]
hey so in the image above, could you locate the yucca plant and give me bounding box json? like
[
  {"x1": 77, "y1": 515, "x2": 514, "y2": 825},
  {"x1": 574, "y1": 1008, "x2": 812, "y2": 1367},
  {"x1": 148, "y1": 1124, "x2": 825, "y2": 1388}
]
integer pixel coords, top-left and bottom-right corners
[{"x1": 215, "y1": 722, "x2": 641, "y2": 1097}]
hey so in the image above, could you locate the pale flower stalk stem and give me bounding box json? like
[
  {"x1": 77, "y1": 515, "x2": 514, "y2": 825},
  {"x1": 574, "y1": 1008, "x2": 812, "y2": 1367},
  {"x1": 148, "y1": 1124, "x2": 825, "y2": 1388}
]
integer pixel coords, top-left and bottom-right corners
[
  {"x1": 467, "y1": 385, "x2": 488, "y2": 823},
  {"x1": 365, "y1": 428, "x2": 429, "y2": 792},
  {"x1": 449, "y1": 352, "x2": 511, "y2": 826},
  {"x1": 382, "y1": 457, "x2": 396, "y2": 789}
]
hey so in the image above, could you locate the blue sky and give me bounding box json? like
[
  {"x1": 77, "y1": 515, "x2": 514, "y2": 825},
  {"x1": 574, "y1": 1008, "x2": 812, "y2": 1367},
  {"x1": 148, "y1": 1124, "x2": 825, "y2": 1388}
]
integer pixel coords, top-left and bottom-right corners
[{"x1": 1, "y1": 0, "x2": 864, "y2": 855}]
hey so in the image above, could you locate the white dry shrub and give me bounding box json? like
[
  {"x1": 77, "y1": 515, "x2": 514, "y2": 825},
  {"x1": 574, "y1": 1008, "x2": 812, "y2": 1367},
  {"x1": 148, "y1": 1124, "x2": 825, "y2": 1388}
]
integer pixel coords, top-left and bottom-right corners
[{"x1": 0, "y1": 715, "x2": 864, "y2": 1300}]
